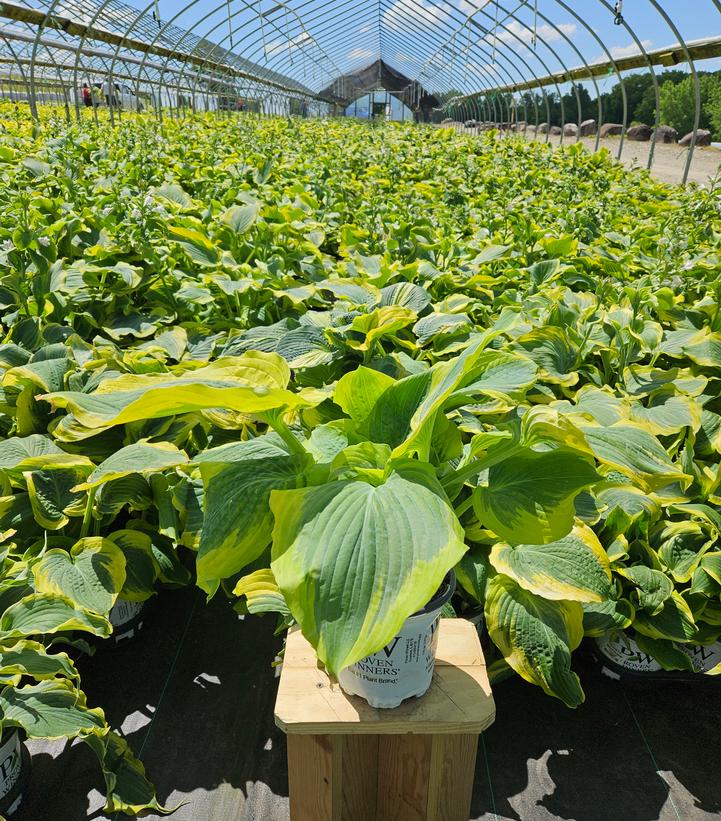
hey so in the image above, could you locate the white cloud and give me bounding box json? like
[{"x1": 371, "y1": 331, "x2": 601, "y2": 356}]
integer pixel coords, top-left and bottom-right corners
[
  {"x1": 347, "y1": 47, "x2": 374, "y2": 61},
  {"x1": 264, "y1": 32, "x2": 315, "y2": 59},
  {"x1": 497, "y1": 20, "x2": 577, "y2": 46},
  {"x1": 609, "y1": 40, "x2": 653, "y2": 59}
]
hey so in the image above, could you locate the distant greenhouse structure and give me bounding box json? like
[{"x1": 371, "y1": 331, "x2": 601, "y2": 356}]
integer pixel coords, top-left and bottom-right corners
[{"x1": 0, "y1": 1, "x2": 720, "y2": 181}]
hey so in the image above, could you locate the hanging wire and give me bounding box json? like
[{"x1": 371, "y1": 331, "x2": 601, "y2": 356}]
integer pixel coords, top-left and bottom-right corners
[
  {"x1": 152, "y1": 0, "x2": 161, "y2": 30},
  {"x1": 493, "y1": 0, "x2": 499, "y2": 63},
  {"x1": 532, "y1": 0, "x2": 538, "y2": 50}
]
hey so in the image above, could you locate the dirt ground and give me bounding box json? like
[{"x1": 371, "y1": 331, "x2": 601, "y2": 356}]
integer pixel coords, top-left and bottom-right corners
[{"x1": 525, "y1": 133, "x2": 721, "y2": 187}]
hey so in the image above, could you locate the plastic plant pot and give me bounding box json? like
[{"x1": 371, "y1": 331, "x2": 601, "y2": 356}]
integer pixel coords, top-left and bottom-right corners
[
  {"x1": 594, "y1": 631, "x2": 721, "y2": 681},
  {"x1": 337, "y1": 571, "x2": 456, "y2": 709},
  {"x1": 0, "y1": 729, "x2": 31, "y2": 818},
  {"x1": 109, "y1": 598, "x2": 146, "y2": 643}
]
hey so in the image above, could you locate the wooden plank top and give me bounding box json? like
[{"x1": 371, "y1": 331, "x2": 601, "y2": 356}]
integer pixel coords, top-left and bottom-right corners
[{"x1": 274, "y1": 619, "x2": 495, "y2": 736}]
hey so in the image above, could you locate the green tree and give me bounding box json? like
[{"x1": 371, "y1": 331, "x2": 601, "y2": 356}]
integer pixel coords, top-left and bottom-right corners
[{"x1": 659, "y1": 74, "x2": 720, "y2": 136}]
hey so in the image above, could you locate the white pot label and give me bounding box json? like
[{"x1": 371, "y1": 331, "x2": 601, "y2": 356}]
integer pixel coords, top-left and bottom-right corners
[
  {"x1": 338, "y1": 609, "x2": 441, "y2": 708},
  {"x1": 676, "y1": 641, "x2": 721, "y2": 673},
  {"x1": 109, "y1": 599, "x2": 144, "y2": 628},
  {"x1": 0, "y1": 732, "x2": 22, "y2": 800},
  {"x1": 595, "y1": 633, "x2": 663, "y2": 673}
]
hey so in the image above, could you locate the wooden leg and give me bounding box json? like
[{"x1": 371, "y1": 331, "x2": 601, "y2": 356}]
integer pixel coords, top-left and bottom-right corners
[
  {"x1": 287, "y1": 734, "x2": 340, "y2": 821},
  {"x1": 426, "y1": 734, "x2": 479, "y2": 821},
  {"x1": 287, "y1": 732, "x2": 478, "y2": 821}
]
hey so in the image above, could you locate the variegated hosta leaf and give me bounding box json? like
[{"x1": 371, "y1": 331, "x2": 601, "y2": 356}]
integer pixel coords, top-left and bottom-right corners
[
  {"x1": 515, "y1": 326, "x2": 580, "y2": 386},
  {"x1": 0, "y1": 640, "x2": 79, "y2": 683},
  {"x1": 233, "y1": 568, "x2": 291, "y2": 617},
  {"x1": 106, "y1": 530, "x2": 158, "y2": 602},
  {"x1": 473, "y1": 448, "x2": 599, "y2": 545},
  {"x1": 76, "y1": 441, "x2": 189, "y2": 490},
  {"x1": 579, "y1": 424, "x2": 689, "y2": 490},
  {"x1": 0, "y1": 594, "x2": 112, "y2": 638},
  {"x1": 618, "y1": 566, "x2": 674, "y2": 614},
  {"x1": 25, "y1": 466, "x2": 89, "y2": 529},
  {"x1": 41, "y1": 352, "x2": 324, "y2": 432},
  {"x1": 582, "y1": 598, "x2": 635, "y2": 637},
  {"x1": 484, "y1": 575, "x2": 585, "y2": 707},
  {"x1": 85, "y1": 731, "x2": 174, "y2": 816},
  {"x1": 33, "y1": 538, "x2": 126, "y2": 615},
  {"x1": 0, "y1": 679, "x2": 106, "y2": 739},
  {"x1": 197, "y1": 455, "x2": 306, "y2": 596},
  {"x1": 490, "y1": 524, "x2": 611, "y2": 603},
  {"x1": 270, "y1": 472, "x2": 467, "y2": 675},
  {"x1": 633, "y1": 591, "x2": 697, "y2": 642}
]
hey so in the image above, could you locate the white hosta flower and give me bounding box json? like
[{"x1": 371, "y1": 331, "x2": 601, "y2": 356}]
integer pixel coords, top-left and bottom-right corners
[
  {"x1": 1, "y1": 239, "x2": 14, "y2": 252},
  {"x1": 38, "y1": 235, "x2": 51, "y2": 247},
  {"x1": 130, "y1": 208, "x2": 142, "y2": 220},
  {"x1": 143, "y1": 194, "x2": 154, "y2": 208}
]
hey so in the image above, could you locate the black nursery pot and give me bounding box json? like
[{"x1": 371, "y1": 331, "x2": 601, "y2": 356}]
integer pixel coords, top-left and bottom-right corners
[{"x1": 0, "y1": 729, "x2": 31, "y2": 818}]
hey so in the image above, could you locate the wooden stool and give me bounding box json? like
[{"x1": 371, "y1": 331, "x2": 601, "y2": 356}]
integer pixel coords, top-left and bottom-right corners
[{"x1": 274, "y1": 619, "x2": 495, "y2": 821}]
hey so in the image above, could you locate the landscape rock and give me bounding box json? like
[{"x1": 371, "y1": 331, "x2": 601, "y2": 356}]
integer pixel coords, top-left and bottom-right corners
[
  {"x1": 653, "y1": 125, "x2": 678, "y2": 143},
  {"x1": 626, "y1": 124, "x2": 652, "y2": 141},
  {"x1": 563, "y1": 123, "x2": 579, "y2": 137},
  {"x1": 600, "y1": 123, "x2": 624, "y2": 137},
  {"x1": 580, "y1": 119, "x2": 597, "y2": 137},
  {"x1": 536, "y1": 122, "x2": 549, "y2": 134},
  {"x1": 549, "y1": 126, "x2": 562, "y2": 136},
  {"x1": 679, "y1": 129, "x2": 712, "y2": 147}
]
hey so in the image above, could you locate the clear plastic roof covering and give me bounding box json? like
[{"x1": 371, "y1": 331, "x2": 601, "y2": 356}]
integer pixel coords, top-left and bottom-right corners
[{"x1": 0, "y1": 1, "x2": 720, "y2": 150}]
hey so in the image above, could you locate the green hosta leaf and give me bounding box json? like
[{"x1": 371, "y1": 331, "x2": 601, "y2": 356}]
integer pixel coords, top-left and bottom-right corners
[
  {"x1": 484, "y1": 575, "x2": 585, "y2": 707},
  {"x1": 25, "y1": 466, "x2": 88, "y2": 529},
  {"x1": 233, "y1": 568, "x2": 291, "y2": 617},
  {"x1": 0, "y1": 679, "x2": 106, "y2": 739},
  {"x1": 197, "y1": 455, "x2": 305, "y2": 596},
  {"x1": 33, "y1": 538, "x2": 126, "y2": 615},
  {"x1": 413, "y1": 313, "x2": 470, "y2": 346},
  {"x1": 634, "y1": 634, "x2": 695, "y2": 673},
  {"x1": 77, "y1": 441, "x2": 189, "y2": 490},
  {"x1": 334, "y1": 366, "x2": 395, "y2": 424},
  {"x1": 154, "y1": 183, "x2": 193, "y2": 209},
  {"x1": 0, "y1": 640, "x2": 78, "y2": 683},
  {"x1": 0, "y1": 434, "x2": 63, "y2": 468},
  {"x1": 633, "y1": 592, "x2": 697, "y2": 642},
  {"x1": 582, "y1": 598, "x2": 634, "y2": 636},
  {"x1": 379, "y1": 282, "x2": 431, "y2": 313},
  {"x1": 656, "y1": 522, "x2": 713, "y2": 583},
  {"x1": 270, "y1": 472, "x2": 467, "y2": 675},
  {"x1": 617, "y1": 566, "x2": 673, "y2": 614},
  {"x1": 490, "y1": 524, "x2": 611, "y2": 603},
  {"x1": 579, "y1": 424, "x2": 689, "y2": 490},
  {"x1": 346, "y1": 306, "x2": 416, "y2": 352},
  {"x1": 458, "y1": 351, "x2": 538, "y2": 399},
  {"x1": 516, "y1": 327, "x2": 579, "y2": 386},
  {"x1": 628, "y1": 393, "x2": 702, "y2": 437},
  {"x1": 85, "y1": 731, "x2": 174, "y2": 816},
  {"x1": 42, "y1": 354, "x2": 324, "y2": 431},
  {"x1": 106, "y1": 531, "x2": 157, "y2": 602},
  {"x1": 0, "y1": 594, "x2": 112, "y2": 638},
  {"x1": 221, "y1": 202, "x2": 259, "y2": 234},
  {"x1": 275, "y1": 327, "x2": 334, "y2": 369},
  {"x1": 473, "y1": 448, "x2": 599, "y2": 545},
  {"x1": 167, "y1": 224, "x2": 219, "y2": 266}
]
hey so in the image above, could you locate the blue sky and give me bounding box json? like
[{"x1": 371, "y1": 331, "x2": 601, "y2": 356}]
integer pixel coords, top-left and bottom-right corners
[{"x1": 139, "y1": 1, "x2": 721, "y2": 95}]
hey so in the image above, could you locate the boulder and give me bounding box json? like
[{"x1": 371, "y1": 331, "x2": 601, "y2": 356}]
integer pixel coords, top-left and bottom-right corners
[
  {"x1": 652, "y1": 125, "x2": 678, "y2": 143},
  {"x1": 549, "y1": 125, "x2": 562, "y2": 136},
  {"x1": 536, "y1": 122, "x2": 549, "y2": 134},
  {"x1": 599, "y1": 123, "x2": 624, "y2": 137},
  {"x1": 580, "y1": 119, "x2": 597, "y2": 137},
  {"x1": 679, "y1": 129, "x2": 712, "y2": 147},
  {"x1": 512, "y1": 121, "x2": 527, "y2": 132},
  {"x1": 626, "y1": 124, "x2": 652, "y2": 141},
  {"x1": 563, "y1": 123, "x2": 579, "y2": 137}
]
